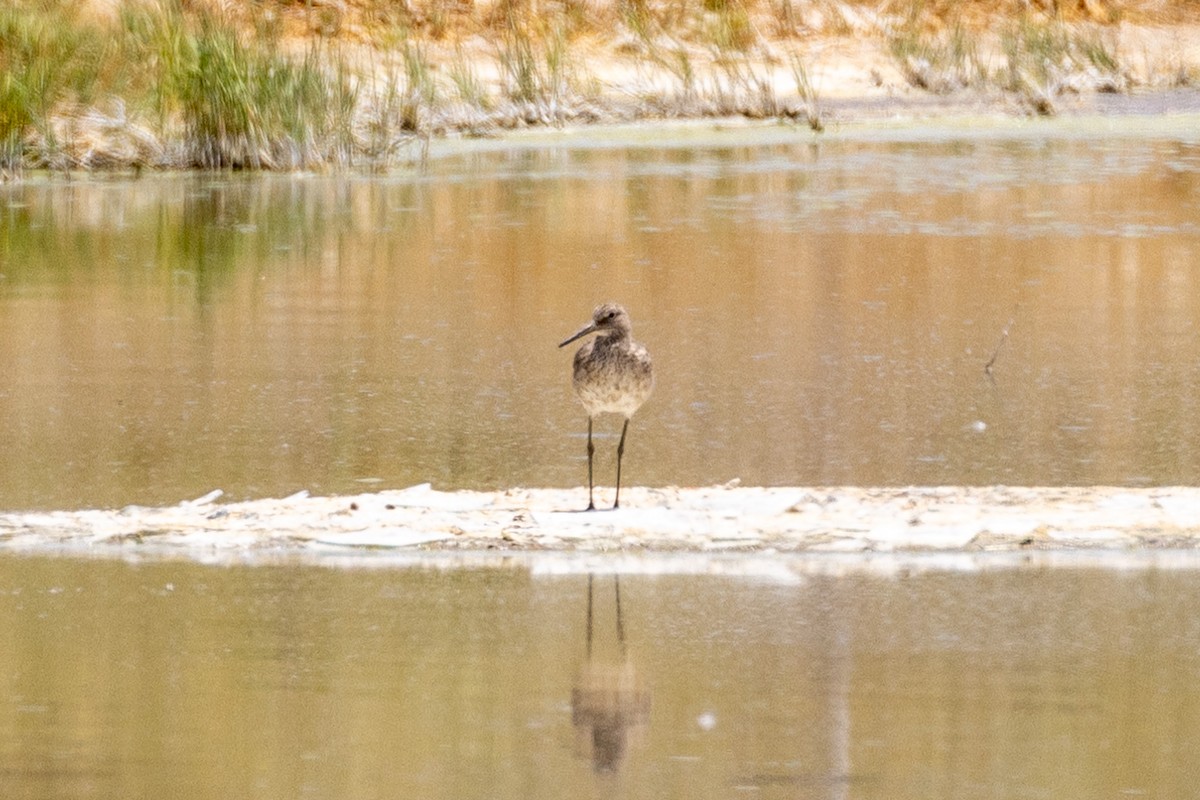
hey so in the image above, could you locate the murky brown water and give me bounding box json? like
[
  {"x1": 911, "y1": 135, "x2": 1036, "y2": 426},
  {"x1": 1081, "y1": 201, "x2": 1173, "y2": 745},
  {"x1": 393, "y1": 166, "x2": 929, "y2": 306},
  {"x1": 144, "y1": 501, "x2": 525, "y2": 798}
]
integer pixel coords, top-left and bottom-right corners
[
  {"x1": 3, "y1": 126, "x2": 1200, "y2": 510},
  {"x1": 0, "y1": 556, "x2": 1198, "y2": 799}
]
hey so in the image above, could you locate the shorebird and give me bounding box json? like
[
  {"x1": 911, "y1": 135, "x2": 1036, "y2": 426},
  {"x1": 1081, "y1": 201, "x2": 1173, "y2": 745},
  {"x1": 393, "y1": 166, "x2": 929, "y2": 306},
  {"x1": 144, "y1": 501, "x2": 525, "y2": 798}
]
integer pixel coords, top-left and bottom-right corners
[{"x1": 559, "y1": 303, "x2": 654, "y2": 511}]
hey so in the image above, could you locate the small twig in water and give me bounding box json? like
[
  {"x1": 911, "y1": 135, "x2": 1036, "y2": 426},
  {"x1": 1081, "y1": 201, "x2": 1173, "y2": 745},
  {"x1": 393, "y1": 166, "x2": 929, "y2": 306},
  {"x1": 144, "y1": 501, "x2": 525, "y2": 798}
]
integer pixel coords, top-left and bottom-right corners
[{"x1": 984, "y1": 317, "x2": 1014, "y2": 376}]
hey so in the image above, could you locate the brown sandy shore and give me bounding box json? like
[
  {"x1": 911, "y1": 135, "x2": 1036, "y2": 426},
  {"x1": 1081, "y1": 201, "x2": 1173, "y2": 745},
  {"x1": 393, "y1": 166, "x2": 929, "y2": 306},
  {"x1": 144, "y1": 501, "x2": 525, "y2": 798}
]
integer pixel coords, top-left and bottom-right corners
[{"x1": 4, "y1": 485, "x2": 1200, "y2": 570}]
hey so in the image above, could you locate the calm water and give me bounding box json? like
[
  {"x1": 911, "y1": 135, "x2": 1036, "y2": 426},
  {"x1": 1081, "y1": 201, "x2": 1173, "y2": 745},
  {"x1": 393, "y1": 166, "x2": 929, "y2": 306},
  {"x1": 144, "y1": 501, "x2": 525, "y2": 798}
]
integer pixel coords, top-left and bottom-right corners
[
  {"x1": 2, "y1": 125, "x2": 1200, "y2": 509},
  {"x1": 3, "y1": 126, "x2": 1199, "y2": 798},
  {"x1": 0, "y1": 556, "x2": 1198, "y2": 799}
]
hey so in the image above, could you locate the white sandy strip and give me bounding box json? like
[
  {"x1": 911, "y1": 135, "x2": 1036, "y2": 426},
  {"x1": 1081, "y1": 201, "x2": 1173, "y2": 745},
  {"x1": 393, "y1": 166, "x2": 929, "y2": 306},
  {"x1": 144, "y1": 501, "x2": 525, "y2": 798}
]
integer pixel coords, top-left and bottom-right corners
[{"x1": 1, "y1": 484, "x2": 1199, "y2": 558}]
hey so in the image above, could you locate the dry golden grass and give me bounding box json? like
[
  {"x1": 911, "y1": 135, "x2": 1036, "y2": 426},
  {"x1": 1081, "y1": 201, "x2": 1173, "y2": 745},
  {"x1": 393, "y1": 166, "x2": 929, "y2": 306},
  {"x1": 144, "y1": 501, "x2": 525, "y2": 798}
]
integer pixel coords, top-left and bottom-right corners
[{"x1": 241, "y1": 0, "x2": 1200, "y2": 42}]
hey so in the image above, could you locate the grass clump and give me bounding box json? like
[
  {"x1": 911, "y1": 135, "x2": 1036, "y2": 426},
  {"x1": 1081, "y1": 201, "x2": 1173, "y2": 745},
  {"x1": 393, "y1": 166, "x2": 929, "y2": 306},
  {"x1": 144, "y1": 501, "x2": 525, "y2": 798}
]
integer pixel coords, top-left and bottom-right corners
[
  {"x1": 496, "y1": 15, "x2": 587, "y2": 122},
  {"x1": 703, "y1": 0, "x2": 757, "y2": 53},
  {"x1": 0, "y1": 3, "x2": 105, "y2": 172},
  {"x1": 886, "y1": 2, "x2": 1127, "y2": 111},
  {"x1": 0, "y1": 0, "x2": 366, "y2": 174},
  {"x1": 148, "y1": 8, "x2": 356, "y2": 168},
  {"x1": 396, "y1": 39, "x2": 438, "y2": 132},
  {"x1": 887, "y1": 12, "x2": 986, "y2": 94},
  {"x1": 498, "y1": 22, "x2": 546, "y2": 104},
  {"x1": 1001, "y1": 16, "x2": 1125, "y2": 112},
  {"x1": 619, "y1": 0, "x2": 659, "y2": 42},
  {"x1": 788, "y1": 51, "x2": 824, "y2": 131}
]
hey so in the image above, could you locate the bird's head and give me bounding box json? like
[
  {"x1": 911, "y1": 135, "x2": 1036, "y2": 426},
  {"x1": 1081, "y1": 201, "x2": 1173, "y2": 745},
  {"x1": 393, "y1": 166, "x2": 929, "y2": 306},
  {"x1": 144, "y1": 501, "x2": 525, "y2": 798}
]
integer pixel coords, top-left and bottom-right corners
[{"x1": 559, "y1": 303, "x2": 632, "y2": 348}]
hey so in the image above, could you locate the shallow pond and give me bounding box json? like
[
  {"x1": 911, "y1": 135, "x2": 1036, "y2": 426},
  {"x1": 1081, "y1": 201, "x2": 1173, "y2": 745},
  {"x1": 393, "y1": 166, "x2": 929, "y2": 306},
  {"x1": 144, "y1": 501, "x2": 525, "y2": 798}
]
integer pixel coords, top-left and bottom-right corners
[
  {"x1": 3, "y1": 122, "x2": 1200, "y2": 510},
  {"x1": 1, "y1": 555, "x2": 1198, "y2": 799},
  {"x1": 3, "y1": 123, "x2": 1200, "y2": 798}
]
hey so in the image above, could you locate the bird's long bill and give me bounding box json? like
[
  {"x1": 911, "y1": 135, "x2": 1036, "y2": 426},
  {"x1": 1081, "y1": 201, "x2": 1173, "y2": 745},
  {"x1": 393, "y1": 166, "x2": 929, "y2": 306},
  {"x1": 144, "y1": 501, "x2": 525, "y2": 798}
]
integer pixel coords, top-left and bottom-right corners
[{"x1": 558, "y1": 322, "x2": 597, "y2": 348}]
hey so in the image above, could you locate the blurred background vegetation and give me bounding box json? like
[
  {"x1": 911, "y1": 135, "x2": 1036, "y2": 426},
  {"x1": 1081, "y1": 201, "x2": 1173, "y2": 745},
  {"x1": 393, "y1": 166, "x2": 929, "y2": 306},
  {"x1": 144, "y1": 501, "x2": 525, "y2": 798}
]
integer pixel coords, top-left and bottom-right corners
[{"x1": 0, "y1": 0, "x2": 1195, "y2": 174}]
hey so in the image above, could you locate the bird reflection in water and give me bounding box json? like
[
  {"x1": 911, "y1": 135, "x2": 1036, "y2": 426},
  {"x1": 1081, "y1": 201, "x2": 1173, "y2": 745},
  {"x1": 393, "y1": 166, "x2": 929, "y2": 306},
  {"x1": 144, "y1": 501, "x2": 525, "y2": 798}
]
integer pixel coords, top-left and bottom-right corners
[{"x1": 572, "y1": 574, "x2": 651, "y2": 773}]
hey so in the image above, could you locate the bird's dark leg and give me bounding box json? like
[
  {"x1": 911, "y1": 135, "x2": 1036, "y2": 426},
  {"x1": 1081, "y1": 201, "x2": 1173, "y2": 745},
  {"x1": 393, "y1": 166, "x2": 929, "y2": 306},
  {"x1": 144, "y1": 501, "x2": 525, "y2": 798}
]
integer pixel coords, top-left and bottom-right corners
[
  {"x1": 614, "y1": 418, "x2": 630, "y2": 510},
  {"x1": 614, "y1": 575, "x2": 626, "y2": 655},
  {"x1": 586, "y1": 417, "x2": 596, "y2": 511},
  {"x1": 586, "y1": 574, "x2": 595, "y2": 658}
]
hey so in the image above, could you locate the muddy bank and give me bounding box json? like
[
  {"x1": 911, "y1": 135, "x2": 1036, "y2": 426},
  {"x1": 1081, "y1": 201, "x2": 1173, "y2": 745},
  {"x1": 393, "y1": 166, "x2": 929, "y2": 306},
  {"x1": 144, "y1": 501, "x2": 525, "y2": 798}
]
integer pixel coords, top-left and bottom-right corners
[{"x1": 2, "y1": 484, "x2": 1199, "y2": 564}]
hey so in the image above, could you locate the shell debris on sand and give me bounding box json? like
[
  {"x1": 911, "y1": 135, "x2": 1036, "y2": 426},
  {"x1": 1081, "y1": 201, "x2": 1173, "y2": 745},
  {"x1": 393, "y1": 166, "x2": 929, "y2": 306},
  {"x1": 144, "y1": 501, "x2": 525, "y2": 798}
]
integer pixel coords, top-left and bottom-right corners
[{"x1": 3, "y1": 484, "x2": 1200, "y2": 560}]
